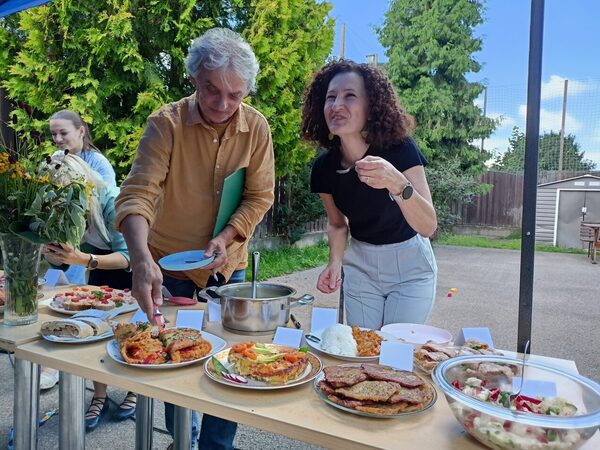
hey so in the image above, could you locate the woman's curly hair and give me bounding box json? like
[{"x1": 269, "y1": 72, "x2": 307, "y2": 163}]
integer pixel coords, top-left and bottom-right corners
[{"x1": 300, "y1": 60, "x2": 415, "y2": 152}]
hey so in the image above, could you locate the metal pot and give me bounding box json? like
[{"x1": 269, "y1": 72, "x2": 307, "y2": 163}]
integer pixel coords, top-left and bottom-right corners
[{"x1": 205, "y1": 282, "x2": 314, "y2": 334}]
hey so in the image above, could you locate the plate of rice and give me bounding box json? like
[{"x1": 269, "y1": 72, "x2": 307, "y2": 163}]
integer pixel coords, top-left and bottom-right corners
[{"x1": 306, "y1": 324, "x2": 396, "y2": 362}]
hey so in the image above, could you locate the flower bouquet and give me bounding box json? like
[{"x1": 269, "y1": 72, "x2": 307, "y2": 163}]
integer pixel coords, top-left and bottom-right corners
[{"x1": 1, "y1": 142, "x2": 89, "y2": 325}]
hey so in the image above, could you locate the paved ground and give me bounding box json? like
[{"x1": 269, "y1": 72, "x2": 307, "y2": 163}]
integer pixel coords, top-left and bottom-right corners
[{"x1": 1, "y1": 244, "x2": 598, "y2": 449}]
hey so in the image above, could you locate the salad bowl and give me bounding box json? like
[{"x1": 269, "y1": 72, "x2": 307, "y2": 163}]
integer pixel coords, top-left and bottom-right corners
[{"x1": 432, "y1": 355, "x2": 600, "y2": 450}]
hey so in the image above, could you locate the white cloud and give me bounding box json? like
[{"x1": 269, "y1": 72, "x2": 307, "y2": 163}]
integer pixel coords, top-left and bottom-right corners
[
  {"x1": 518, "y1": 104, "x2": 583, "y2": 133},
  {"x1": 483, "y1": 137, "x2": 511, "y2": 153},
  {"x1": 541, "y1": 75, "x2": 596, "y2": 100},
  {"x1": 488, "y1": 112, "x2": 516, "y2": 129}
]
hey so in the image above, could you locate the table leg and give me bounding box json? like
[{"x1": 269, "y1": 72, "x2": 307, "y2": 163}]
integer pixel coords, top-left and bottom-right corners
[
  {"x1": 58, "y1": 371, "x2": 85, "y2": 450},
  {"x1": 13, "y1": 358, "x2": 39, "y2": 450},
  {"x1": 173, "y1": 406, "x2": 192, "y2": 450},
  {"x1": 135, "y1": 394, "x2": 153, "y2": 450}
]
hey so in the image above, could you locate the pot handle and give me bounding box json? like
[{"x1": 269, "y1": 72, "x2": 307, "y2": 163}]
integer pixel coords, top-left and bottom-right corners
[
  {"x1": 286, "y1": 294, "x2": 314, "y2": 309},
  {"x1": 198, "y1": 287, "x2": 221, "y2": 303}
]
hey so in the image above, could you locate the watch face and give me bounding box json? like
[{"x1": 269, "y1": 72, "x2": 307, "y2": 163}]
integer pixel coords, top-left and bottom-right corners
[
  {"x1": 89, "y1": 257, "x2": 99, "y2": 269},
  {"x1": 402, "y1": 183, "x2": 414, "y2": 200}
]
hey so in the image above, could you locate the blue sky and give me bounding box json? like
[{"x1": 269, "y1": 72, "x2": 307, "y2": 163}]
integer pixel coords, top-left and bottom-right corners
[{"x1": 328, "y1": 0, "x2": 600, "y2": 168}]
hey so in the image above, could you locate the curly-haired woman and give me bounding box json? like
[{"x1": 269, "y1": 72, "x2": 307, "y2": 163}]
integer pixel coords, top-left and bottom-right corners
[{"x1": 301, "y1": 60, "x2": 438, "y2": 329}]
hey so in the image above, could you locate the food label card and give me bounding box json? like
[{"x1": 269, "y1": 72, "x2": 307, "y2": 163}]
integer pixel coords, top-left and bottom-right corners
[
  {"x1": 378, "y1": 341, "x2": 414, "y2": 371},
  {"x1": 454, "y1": 327, "x2": 494, "y2": 348},
  {"x1": 44, "y1": 269, "x2": 69, "y2": 287},
  {"x1": 310, "y1": 307, "x2": 338, "y2": 333},
  {"x1": 272, "y1": 327, "x2": 303, "y2": 348},
  {"x1": 176, "y1": 310, "x2": 204, "y2": 330},
  {"x1": 512, "y1": 378, "x2": 557, "y2": 398},
  {"x1": 207, "y1": 301, "x2": 221, "y2": 322},
  {"x1": 130, "y1": 308, "x2": 148, "y2": 323}
]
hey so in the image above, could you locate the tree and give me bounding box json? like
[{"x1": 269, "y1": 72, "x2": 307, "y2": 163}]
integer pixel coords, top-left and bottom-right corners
[
  {"x1": 494, "y1": 127, "x2": 595, "y2": 172},
  {"x1": 244, "y1": 0, "x2": 334, "y2": 176},
  {"x1": 0, "y1": 0, "x2": 212, "y2": 179},
  {"x1": 0, "y1": 0, "x2": 333, "y2": 179},
  {"x1": 378, "y1": 0, "x2": 496, "y2": 173}
]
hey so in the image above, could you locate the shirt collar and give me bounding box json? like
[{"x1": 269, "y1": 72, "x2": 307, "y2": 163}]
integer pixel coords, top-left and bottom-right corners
[{"x1": 185, "y1": 92, "x2": 250, "y2": 137}]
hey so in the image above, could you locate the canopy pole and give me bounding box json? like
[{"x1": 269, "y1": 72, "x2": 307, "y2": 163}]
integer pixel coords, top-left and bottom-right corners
[{"x1": 518, "y1": 0, "x2": 545, "y2": 354}]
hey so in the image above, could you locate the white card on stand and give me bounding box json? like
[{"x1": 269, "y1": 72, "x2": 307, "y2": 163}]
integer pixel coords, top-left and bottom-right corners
[
  {"x1": 378, "y1": 341, "x2": 414, "y2": 371},
  {"x1": 207, "y1": 301, "x2": 221, "y2": 322},
  {"x1": 44, "y1": 269, "x2": 69, "y2": 287},
  {"x1": 454, "y1": 327, "x2": 494, "y2": 348},
  {"x1": 130, "y1": 308, "x2": 148, "y2": 323},
  {"x1": 310, "y1": 307, "x2": 338, "y2": 333},
  {"x1": 176, "y1": 310, "x2": 204, "y2": 330},
  {"x1": 272, "y1": 327, "x2": 303, "y2": 348},
  {"x1": 512, "y1": 378, "x2": 557, "y2": 398}
]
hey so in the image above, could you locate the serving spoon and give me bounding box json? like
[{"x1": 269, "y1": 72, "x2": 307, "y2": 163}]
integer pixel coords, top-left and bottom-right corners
[{"x1": 508, "y1": 340, "x2": 530, "y2": 405}]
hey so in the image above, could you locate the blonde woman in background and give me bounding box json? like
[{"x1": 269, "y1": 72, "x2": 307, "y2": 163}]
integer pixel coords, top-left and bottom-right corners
[{"x1": 42, "y1": 153, "x2": 137, "y2": 431}]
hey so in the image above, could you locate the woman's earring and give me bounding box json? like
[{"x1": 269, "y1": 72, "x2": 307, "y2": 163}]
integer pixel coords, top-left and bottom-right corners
[
  {"x1": 360, "y1": 130, "x2": 368, "y2": 139},
  {"x1": 328, "y1": 133, "x2": 335, "y2": 141}
]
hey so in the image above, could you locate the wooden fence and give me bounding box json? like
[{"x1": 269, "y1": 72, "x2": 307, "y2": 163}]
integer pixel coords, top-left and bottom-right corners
[{"x1": 452, "y1": 170, "x2": 600, "y2": 228}]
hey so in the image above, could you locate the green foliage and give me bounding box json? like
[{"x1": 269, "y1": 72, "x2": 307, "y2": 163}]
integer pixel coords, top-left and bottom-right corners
[
  {"x1": 0, "y1": 145, "x2": 89, "y2": 247},
  {"x1": 0, "y1": 1, "x2": 215, "y2": 180},
  {"x1": 0, "y1": 0, "x2": 334, "y2": 183},
  {"x1": 426, "y1": 159, "x2": 491, "y2": 231},
  {"x1": 275, "y1": 161, "x2": 325, "y2": 243},
  {"x1": 378, "y1": 0, "x2": 497, "y2": 173},
  {"x1": 492, "y1": 126, "x2": 595, "y2": 172},
  {"x1": 245, "y1": 0, "x2": 334, "y2": 176}
]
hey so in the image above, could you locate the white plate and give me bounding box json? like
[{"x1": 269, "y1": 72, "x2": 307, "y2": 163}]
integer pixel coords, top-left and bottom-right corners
[
  {"x1": 158, "y1": 250, "x2": 215, "y2": 271},
  {"x1": 106, "y1": 329, "x2": 226, "y2": 369},
  {"x1": 204, "y1": 347, "x2": 323, "y2": 390},
  {"x1": 42, "y1": 329, "x2": 114, "y2": 344},
  {"x1": 40, "y1": 298, "x2": 139, "y2": 316},
  {"x1": 305, "y1": 327, "x2": 396, "y2": 362},
  {"x1": 379, "y1": 323, "x2": 452, "y2": 346}
]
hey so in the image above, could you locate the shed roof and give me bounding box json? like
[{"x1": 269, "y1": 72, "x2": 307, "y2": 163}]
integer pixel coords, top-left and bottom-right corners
[{"x1": 537, "y1": 174, "x2": 600, "y2": 188}]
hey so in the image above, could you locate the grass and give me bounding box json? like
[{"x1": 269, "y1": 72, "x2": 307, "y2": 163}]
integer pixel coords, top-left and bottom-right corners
[
  {"x1": 434, "y1": 233, "x2": 586, "y2": 254},
  {"x1": 248, "y1": 233, "x2": 586, "y2": 280},
  {"x1": 246, "y1": 241, "x2": 329, "y2": 281}
]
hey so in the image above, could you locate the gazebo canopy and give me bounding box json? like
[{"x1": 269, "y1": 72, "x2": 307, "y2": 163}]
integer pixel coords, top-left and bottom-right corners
[{"x1": 0, "y1": 0, "x2": 52, "y2": 19}]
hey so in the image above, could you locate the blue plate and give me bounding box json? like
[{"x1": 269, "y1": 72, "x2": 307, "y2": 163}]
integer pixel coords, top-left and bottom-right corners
[{"x1": 158, "y1": 250, "x2": 215, "y2": 271}]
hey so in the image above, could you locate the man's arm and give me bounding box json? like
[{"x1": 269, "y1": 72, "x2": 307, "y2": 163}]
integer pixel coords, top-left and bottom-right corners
[{"x1": 120, "y1": 215, "x2": 164, "y2": 318}]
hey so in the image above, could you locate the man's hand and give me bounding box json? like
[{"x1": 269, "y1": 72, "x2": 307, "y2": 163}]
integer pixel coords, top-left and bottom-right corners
[
  {"x1": 203, "y1": 235, "x2": 228, "y2": 275},
  {"x1": 130, "y1": 256, "x2": 164, "y2": 318}
]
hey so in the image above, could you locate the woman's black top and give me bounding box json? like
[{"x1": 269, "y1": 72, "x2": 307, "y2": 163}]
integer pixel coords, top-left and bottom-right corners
[{"x1": 310, "y1": 138, "x2": 427, "y2": 245}]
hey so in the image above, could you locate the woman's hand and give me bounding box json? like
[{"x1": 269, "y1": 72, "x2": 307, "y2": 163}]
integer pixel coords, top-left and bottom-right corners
[
  {"x1": 42, "y1": 243, "x2": 88, "y2": 266},
  {"x1": 316, "y1": 262, "x2": 342, "y2": 294},
  {"x1": 355, "y1": 155, "x2": 406, "y2": 191}
]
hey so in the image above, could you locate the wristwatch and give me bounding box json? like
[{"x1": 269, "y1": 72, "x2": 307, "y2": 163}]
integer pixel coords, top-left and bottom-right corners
[
  {"x1": 87, "y1": 254, "x2": 99, "y2": 270},
  {"x1": 389, "y1": 181, "x2": 414, "y2": 202}
]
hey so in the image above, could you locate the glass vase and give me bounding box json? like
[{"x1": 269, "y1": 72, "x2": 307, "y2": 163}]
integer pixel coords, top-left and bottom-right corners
[{"x1": 0, "y1": 233, "x2": 42, "y2": 326}]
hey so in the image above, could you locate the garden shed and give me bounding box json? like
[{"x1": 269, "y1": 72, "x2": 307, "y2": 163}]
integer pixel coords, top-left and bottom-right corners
[{"x1": 536, "y1": 174, "x2": 600, "y2": 248}]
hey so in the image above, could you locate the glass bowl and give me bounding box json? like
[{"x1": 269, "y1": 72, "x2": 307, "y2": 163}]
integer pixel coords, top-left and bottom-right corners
[{"x1": 432, "y1": 355, "x2": 600, "y2": 450}]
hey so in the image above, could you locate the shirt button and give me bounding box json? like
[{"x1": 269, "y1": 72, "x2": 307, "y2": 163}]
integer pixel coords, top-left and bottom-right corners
[
  {"x1": 216, "y1": 165, "x2": 220, "y2": 169},
  {"x1": 213, "y1": 138, "x2": 218, "y2": 143},
  {"x1": 216, "y1": 191, "x2": 221, "y2": 195}
]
